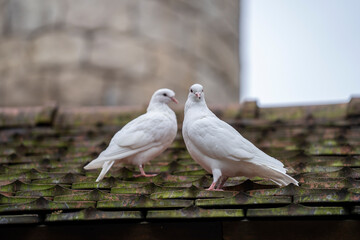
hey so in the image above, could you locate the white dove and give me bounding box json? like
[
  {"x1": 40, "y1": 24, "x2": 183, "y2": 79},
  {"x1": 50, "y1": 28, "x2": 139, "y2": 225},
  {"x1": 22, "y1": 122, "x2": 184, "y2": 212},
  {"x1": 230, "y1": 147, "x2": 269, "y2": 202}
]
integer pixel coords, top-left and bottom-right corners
[
  {"x1": 182, "y1": 84, "x2": 298, "y2": 190},
  {"x1": 84, "y1": 88, "x2": 178, "y2": 182}
]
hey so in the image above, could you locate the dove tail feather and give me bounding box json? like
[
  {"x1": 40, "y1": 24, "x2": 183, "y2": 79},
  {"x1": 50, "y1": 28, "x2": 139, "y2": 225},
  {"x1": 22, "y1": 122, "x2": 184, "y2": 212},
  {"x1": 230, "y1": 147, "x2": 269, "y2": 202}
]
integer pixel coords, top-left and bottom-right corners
[
  {"x1": 251, "y1": 154, "x2": 286, "y2": 174},
  {"x1": 84, "y1": 158, "x2": 104, "y2": 170},
  {"x1": 265, "y1": 166, "x2": 299, "y2": 187},
  {"x1": 84, "y1": 153, "x2": 132, "y2": 170},
  {"x1": 84, "y1": 155, "x2": 123, "y2": 170},
  {"x1": 84, "y1": 145, "x2": 153, "y2": 170},
  {"x1": 84, "y1": 155, "x2": 127, "y2": 170},
  {"x1": 96, "y1": 160, "x2": 115, "y2": 182}
]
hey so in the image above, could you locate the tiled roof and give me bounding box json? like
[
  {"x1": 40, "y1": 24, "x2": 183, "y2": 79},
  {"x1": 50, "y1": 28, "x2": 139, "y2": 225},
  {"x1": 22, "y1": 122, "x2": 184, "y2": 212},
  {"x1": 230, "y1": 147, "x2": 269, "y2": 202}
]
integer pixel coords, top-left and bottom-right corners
[{"x1": 0, "y1": 99, "x2": 359, "y2": 238}]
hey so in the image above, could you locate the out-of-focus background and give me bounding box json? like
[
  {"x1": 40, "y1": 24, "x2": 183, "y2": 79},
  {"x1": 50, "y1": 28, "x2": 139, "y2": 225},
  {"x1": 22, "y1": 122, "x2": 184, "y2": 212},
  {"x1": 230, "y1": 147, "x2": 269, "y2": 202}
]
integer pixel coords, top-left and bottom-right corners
[
  {"x1": 241, "y1": 0, "x2": 360, "y2": 106},
  {"x1": 0, "y1": 0, "x2": 239, "y2": 106},
  {"x1": 0, "y1": 0, "x2": 359, "y2": 107}
]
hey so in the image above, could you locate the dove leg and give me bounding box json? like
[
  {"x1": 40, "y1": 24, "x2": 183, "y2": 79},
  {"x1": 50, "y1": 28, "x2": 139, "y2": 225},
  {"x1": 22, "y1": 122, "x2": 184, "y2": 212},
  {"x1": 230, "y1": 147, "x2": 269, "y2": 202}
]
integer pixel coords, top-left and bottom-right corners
[
  {"x1": 216, "y1": 176, "x2": 229, "y2": 190},
  {"x1": 207, "y1": 169, "x2": 222, "y2": 191},
  {"x1": 134, "y1": 164, "x2": 157, "y2": 177}
]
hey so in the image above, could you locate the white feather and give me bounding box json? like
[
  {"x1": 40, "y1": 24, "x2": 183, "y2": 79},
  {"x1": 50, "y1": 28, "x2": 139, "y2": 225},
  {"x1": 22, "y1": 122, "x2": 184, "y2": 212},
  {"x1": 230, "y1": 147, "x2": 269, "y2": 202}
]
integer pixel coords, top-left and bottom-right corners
[
  {"x1": 84, "y1": 88, "x2": 178, "y2": 182},
  {"x1": 182, "y1": 84, "x2": 298, "y2": 188}
]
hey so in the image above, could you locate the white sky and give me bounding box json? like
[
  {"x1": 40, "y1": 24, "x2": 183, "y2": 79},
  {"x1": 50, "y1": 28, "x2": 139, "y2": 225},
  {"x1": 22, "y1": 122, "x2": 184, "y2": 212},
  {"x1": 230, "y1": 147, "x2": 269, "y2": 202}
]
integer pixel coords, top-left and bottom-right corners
[{"x1": 240, "y1": 0, "x2": 360, "y2": 106}]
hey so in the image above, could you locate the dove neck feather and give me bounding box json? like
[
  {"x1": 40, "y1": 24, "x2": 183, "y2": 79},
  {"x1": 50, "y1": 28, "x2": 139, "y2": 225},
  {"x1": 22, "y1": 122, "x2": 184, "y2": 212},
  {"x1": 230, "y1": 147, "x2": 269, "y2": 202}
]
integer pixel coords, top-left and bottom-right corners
[
  {"x1": 184, "y1": 96, "x2": 213, "y2": 118},
  {"x1": 147, "y1": 99, "x2": 172, "y2": 113}
]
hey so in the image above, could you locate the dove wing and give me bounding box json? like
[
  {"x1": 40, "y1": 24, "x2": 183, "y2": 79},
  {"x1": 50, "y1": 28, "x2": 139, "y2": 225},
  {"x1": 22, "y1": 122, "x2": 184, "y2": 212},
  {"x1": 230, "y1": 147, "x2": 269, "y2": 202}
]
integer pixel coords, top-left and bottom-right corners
[
  {"x1": 187, "y1": 116, "x2": 254, "y2": 161},
  {"x1": 104, "y1": 112, "x2": 171, "y2": 156},
  {"x1": 85, "y1": 112, "x2": 170, "y2": 169}
]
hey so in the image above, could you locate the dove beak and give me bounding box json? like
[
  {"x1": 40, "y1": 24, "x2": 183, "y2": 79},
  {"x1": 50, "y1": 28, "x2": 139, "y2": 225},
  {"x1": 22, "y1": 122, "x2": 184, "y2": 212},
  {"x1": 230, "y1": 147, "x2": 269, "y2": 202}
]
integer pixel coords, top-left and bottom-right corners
[
  {"x1": 170, "y1": 97, "x2": 178, "y2": 104},
  {"x1": 195, "y1": 92, "x2": 201, "y2": 99}
]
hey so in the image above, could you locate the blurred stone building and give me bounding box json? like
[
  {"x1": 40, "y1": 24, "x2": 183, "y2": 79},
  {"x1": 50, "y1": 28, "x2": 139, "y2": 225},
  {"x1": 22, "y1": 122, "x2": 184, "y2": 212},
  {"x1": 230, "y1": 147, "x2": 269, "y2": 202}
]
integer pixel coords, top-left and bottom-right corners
[{"x1": 0, "y1": 0, "x2": 240, "y2": 107}]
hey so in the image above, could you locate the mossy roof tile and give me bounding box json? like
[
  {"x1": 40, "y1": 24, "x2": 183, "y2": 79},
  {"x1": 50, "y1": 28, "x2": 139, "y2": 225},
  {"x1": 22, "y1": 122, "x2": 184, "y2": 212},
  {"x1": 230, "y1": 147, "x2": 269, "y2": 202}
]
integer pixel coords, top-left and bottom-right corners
[
  {"x1": 45, "y1": 207, "x2": 142, "y2": 222},
  {"x1": 15, "y1": 185, "x2": 83, "y2": 197},
  {"x1": 111, "y1": 183, "x2": 182, "y2": 195},
  {"x1": 247, "y1": 204, "x2": 346, "y2": 217},
  {"x1": 196, "y1": 192, "x2": 291, "y2": 207},
  {"x1": 0, "y1": 180, "x2": 68, "y2": 192},
  {"x1": 0, "y1": 194, "x2": 40, "y2": 204},
  {"x1": 53, "y1": 189, "x2": 124, "y2": 201},
  {"x1": 147, "y1": 206, "x2": 244, "y2": 219},
  {"x1": 0, "y1": 99, "x2": 359, "y2": 224},
  {"x1": 0, "y1": 214, "x2": 40, "y2": 224},
  {"x1": 294, "y1": 189, "x2": 360, "y2": 204},
  {"x1": 0, "y1": 197, "x2": 95, "y2": 213},
  {"x1": 151, "y1": 185, "x2": 237, "y2": 199},
  {"x1": 97, "y1": 195, "x2": 193, "y2": 209}
]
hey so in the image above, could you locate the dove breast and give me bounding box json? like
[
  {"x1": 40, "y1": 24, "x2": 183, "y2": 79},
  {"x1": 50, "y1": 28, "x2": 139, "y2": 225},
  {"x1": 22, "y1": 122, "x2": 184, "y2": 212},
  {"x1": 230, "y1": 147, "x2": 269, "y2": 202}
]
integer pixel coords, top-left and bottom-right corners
[{"x1": 183, "y1": 114, "x2": 258, "y2": 177}]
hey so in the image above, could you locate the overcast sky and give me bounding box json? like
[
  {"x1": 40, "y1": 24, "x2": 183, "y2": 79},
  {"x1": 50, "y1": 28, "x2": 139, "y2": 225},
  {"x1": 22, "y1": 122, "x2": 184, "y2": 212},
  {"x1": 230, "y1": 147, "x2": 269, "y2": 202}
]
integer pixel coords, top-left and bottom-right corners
[{"x1": 240, "y1": 0, "x2": 360, "y2": 106}]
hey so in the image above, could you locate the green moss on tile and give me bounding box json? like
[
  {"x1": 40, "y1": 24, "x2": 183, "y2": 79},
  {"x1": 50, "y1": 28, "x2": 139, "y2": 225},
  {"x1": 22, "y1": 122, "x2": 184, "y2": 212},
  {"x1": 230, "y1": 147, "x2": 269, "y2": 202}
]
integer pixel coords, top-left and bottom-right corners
[
  {"x1": 247, "y1": 204, "x2": 346, "y2": 217},
  {"x1": 196, "y1": 192, "x2": 291, "y2": 207},
  {"x1": 46, "y1": 208, "x2": 142, "y2": 222},
  {"x1": 0, "y1": 180, "x2": 65, "y2": 192},
  {"x1": 300, "y1": 178, "x2": 360, "y2": 189},
  {"x1": 0, "y1": 194, "x2": 39, "y2": 204},
  {"x1": 32, "y1": 173, "x2": 94, "y2": 184},
  {"x1": 0, "y1": 214, "x2": 40, "y2": 224},
  {"x1": 54, "y1": 189, "x2": 122, "y2": 201},
  {"x1": 172, "y1": 169, "x2": 208, "y2": 176},
  {"x1": 16, "y1": 185, "x2": 81, "y2": 197},
  {"x1": 295, "y1": 189, "x2": 360, "y2": 203},
  {"x1": 97, "y1": 195, "x2": 193, "y2": 209},
  {"x1": 151, "y1": 185, "x2": 237, "y2": 199},
  {"x1": 0, "y1": 197, "x2": 95, "y2": 213},
  {"x1": 111, "y1": 183, "x2": 171, "y2": 195},
  {"x1": 147, "y1": 206, "x2": 244, "y2": 219}
]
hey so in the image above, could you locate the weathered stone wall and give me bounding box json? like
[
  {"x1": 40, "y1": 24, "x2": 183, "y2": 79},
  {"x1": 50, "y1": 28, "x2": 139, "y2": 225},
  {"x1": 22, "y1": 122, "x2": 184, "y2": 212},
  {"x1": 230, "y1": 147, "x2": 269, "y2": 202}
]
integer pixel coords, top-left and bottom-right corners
[{"x1": 0, "y1": 0, "x2": 240, "y2": 107}]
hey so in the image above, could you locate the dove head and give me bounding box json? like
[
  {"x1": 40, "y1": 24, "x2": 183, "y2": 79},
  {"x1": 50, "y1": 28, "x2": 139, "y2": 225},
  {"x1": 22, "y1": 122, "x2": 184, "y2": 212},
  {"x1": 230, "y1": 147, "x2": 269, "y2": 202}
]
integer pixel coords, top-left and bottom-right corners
[
  {"x1": 150, "y1": 88, "x2": 178, "y2": 105},
  {"x1": 188, "y1": 84, "x2": 204, "y2": 102}
]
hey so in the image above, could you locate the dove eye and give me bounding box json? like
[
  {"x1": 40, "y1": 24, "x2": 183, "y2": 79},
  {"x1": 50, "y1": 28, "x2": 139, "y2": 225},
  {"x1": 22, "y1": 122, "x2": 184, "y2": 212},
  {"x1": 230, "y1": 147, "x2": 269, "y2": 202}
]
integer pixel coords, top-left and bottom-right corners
[
  {"x1": 190, "y1": 89, "x2": 193, "y2": 93},
  {"x1": 163, "y1": 93, "x2": 167, "y2": 97}
]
